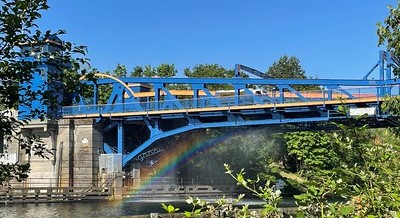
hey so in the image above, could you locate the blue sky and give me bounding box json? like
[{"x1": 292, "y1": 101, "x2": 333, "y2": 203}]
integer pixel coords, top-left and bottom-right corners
[{"x1": 39, "y1": 0, "x2": 396, "y2": 79}]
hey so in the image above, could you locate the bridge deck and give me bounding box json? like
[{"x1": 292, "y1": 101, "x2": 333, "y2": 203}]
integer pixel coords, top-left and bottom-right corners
[{"x1": 63, "y1": 96, "x2": 380, "y2": 119}]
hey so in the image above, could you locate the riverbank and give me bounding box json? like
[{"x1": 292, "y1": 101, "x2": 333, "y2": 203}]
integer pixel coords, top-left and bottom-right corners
[{"x1": 127, "y1": 207, "x2": 298, "y2": 218}]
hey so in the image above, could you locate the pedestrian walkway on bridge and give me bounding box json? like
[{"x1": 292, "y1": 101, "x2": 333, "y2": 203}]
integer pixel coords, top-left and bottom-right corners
[{"x1": 59, "y1": 51, "x2": 400, "y2": 167}]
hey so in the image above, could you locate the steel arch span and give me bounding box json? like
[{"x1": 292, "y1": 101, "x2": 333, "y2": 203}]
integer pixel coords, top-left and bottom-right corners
[{"x1": 62, "y1": 51, "x2": 400, "y2": 167}]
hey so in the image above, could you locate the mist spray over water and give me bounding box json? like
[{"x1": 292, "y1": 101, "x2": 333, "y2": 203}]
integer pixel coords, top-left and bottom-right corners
[{"x1": 121, "y1": 126, "x2": 285, "y2": 201}]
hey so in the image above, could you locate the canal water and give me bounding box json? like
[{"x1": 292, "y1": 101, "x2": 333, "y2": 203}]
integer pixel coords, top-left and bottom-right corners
[
  {"x1": 0, "y1": 200, "x2": 179, "y2": 218},
  {"x1": 0, "y1": 198, "x2": 284, "y2": 218}
]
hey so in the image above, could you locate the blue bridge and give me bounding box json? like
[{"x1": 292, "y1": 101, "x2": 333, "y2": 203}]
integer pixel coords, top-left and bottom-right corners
[{"x1": 61, "y1": 51, "x2": 400, "y2": 167}]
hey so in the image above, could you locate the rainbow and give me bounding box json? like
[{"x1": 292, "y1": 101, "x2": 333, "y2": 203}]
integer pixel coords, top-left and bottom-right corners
[{"x1": 122, "y1": 129, "x2": 244, "y2": 199}]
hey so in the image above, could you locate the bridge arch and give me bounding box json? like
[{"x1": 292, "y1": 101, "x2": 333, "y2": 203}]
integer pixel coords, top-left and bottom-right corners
[
  {"x1": 62, "y1": 53, "x2": 400, "y2": 171},
  {"x1": 79, "y1": 73, "x2": 136, "y2": 98}
]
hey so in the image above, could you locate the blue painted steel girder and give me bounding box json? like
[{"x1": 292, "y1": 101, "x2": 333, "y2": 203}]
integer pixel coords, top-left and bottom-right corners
[
  {"x1": 70, "y1": 76, "x2": 397, "y2": 118},
  {"x1": 122, "y1": 115, "x2": 332, "y2": 166},
  {"x1": 87, "y1": 77, "x2": 396, "y2": 86},
  {"x1": 120, "y1": 101, "x2": 384, "y2": 166},
  {"x1": 67, "y1": 53, "x2": 400, "y2": 167}
]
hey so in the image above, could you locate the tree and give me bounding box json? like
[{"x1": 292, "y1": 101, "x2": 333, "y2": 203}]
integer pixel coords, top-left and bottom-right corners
[
  {"x1": 377, "y1": 2, "x2": 400, "y2": 135},
  {"x1": 131, "y1": 65, "x2": 143, "y2": 77},
  {"x1": 156, "y1": 63, "x2": 177, "y2": 77},
  {"x1": 130, "y1": 64, "x2": 176, "y2": 78},
  {"x1": 265, "y1": 55, "x2": 320, "y2": 91},
  {"x1": 176, "y1": 127, "x2": 284, "y2": 183},
  {"x1": 113, "y1": 64, "x2": 127, "y2": 77},
  {"x1": 143, "y1": 65, "x2": 156, "y2": 77},
  {"x1": 184, "y1": 64, "x2": 235, "y2": 78},
  {"x1": 284, "y1": 131, "x2": 338, "y2": 175},
  {"x1": 265, "y1": 56, "x2": 306, "y2": 79},
  {"x1": 378, "y1": 1, "x2": 400, "y2": 76},
  {"x1": 184, "y1": 64, "x2": 243, "y2": 90},
  {"x1": 0, "y1": 0, "x2": 87, "y2": 184},
  {"x1": 265, "y1": 56, "x2": 326, "y2": 179}
]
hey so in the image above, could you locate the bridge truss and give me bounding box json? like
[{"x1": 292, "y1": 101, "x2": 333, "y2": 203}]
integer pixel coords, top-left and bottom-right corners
[{"x1": 62, "y1": 51, "x2": 400, "y2": 167}]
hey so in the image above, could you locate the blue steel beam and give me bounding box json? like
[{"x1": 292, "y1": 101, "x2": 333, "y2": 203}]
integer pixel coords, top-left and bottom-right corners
[
  {"x1": 235, "y1": 64, "x2": 272, "y2": 78},
  {"x1": 67, "y1": 54, "x2": 400, "y2": 168},
  {"x1": 117, "y1": 97, "x2": 386, "y2": 166},
  {"x1": 191, "y1": 84, "x2": 222, "y2": 107},
  {"x1": 385, "y1": 52, "x2": 393, "y2": 95},
  {"x1": 277, "y1": 85, "x2": 308, "y2": 102},
  {"x1": 117, "y1": 122, "x2": 124, "y2": 154},
  {"x1": 103, "y1": 143, "x2": 115, "y2": 154},
  {"x1": 122, "y1": 115, "x2": 333, "y2": 166},
  {"x1": 88, "y1": 78, "x2": 393, "y2": 86},
  {"x1": 73, "y1": 77, "x2": 399, "y2": 116}
]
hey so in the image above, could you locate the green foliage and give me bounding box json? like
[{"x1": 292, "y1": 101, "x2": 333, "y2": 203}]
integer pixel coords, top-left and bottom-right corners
[
  {"x1": 377, "y1": 2, "x2": 400, "y2": 136},
  {"x1": 332, "y1": 117, "x2": 373, "y2": 167},
  {"x1": 183, "y1": 196, "x2": 207, "y2": 217},
  {"x1": 377, "y1": 1, "x2": 400, "y2": 76},
  {"x1": 156, "y1": 63, "x2": 177, "y2": 77},
  {"x1": 207, "y1": 195, "x2": 251, "y2": 218},
  {"x1": 0, "y1": 0, "x2": 87, "y2": 184},
  {"x1": 382, "y1": 96, "x2": 400, "y2": 115},
  {"x1": 294, "y1": 175, "x2": 354, "y2": 218},
  {"x1": 179, "y1": 128, "x2": 283, "y2": 182},
  {"x1": 381, "y1": 96, "x2": 400, "y2": 136},
  {"x1": 113, "y1": 64, "x2": 127, "y2": 77},
  {"x1": 0, "y1": 163, "x2": 30, "y2": 185},
  {"x1": 143, "y1": 65, "x2": 156, "y2": 77},
  {"x1": 184, "y1": 64, "x2": 234, "y2": 78},
  {"x1": 291, "y1": 123, "x2": 400, "y2": 217},
  {"x1": 131, "y1": 65, "x2": 143, "y2": 77},
  {"x1": 266, "y1": 56, "x2": 306, "y2": 79},
  {"x1": 266, "y1": 55, "x2": 320, "y2": 91},
  {"x1": 338, "y1": 134, "x2": 400, "y2": 216},
  {"x1": 165, "y1": 118, "x2": 400, "y2": 217},
  {"x1": 161, "y1": 194, "x2": 257, "y2": 217},
  {"x1": 128, "y1": 63, "x2": 180, "y2": 89},
  {"x1": 130, "y1": 63, "x2": 177, "y2": 78},
  {"x1": 184, "y1": 64, "x2": 241, "y2": 90},
  {"x1": 97, "y1": 72, "x2": 113, "y2": 104},
  {"x1": 79, "y1": 63, "x2": 178, "y2": 105},
  {"x1": 167, "y1": 184, "x2": 281, "y2": 217},
  {"x1": 225, "y1": 163, "x2": 283, "y2": 217},
  {"x1": 161, "y1": 203, "x2": 179, "y2": 218},
  {"x1": 284, "y1": 131, "x2": 338, "y2": 174}
]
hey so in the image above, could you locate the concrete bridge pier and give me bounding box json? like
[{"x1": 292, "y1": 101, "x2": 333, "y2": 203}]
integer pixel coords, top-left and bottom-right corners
[
  {"x1": 7, "y1": 119, "x2": 104, "y2": 188},
  {"x1": 60, "y1": 119, "x2": 103, "y2": 187}
]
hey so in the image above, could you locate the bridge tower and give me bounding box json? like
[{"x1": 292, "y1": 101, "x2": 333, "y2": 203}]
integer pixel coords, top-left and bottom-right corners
[
  {"x1": 6, "y1": 36, "x2": 104, "y2": 189},
  {"x1": 18, "y1": 35, "x2": 66, "y2": 119}
]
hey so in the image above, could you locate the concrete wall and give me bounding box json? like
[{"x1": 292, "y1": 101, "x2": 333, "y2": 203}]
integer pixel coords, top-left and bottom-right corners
[
  {"x1": 71, "y1": 119, "x2": 102, "y2": 187},
  {"x1": 6, "y1": 119, "x2": 103, "y2": 188},
  {"x1": 26, "y1": 127, "x2": 56, "y2": 186},
  {"x1": 57, "y1": 119, "x2": 74, "y2": 186}
]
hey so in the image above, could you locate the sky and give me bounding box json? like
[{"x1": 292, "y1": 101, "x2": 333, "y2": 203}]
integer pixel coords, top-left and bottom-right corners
[{"x1": 38, "y1": 0, "x2": 397, "y2": 79}]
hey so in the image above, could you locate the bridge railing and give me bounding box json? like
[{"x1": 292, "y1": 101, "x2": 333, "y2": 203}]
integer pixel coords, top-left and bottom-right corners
[
  {"x1": 123, "y1": 177, "x2": 236, "y2": 187},
  {"x1": 5, "y1": 178, "x2": 102, "y2": 188},
  {"x1": 61, "y1": 86, "x2": 392, "y2": 117}
]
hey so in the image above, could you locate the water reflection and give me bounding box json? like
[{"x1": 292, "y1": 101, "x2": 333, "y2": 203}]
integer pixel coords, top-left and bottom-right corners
[
  {"x1": 0, "y1": 198, "x2": 293, "y2": 217},
  {"x1": 0, "y1": 200, "x2": 189, "y2": 218}
]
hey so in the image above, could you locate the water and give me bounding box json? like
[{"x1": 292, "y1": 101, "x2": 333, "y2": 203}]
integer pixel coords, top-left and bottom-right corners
[
  {"x1": 0, "y1": 198, "x2": 284, "y2": 218},
  {"x1": 0, "y1": 200, "x2": 170, "y2": 218}
]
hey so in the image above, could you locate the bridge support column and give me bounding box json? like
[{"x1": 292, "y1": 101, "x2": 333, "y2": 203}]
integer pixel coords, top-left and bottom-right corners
[
  {"x1": 57, "y1": 119, "x2": 74, "y2": 187},
  {"x1": 117, "y1": 122, "x2": 124, "y2": 154},
  {"x1": 73, "y1": 119, "x2": 103, "y2": 187},
  {"x1": 113, "y1": 175, "x2": 123, "y2": 200},
  {"x1": 11, "y1": 121, "x2": 59, "y2": 188}
]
